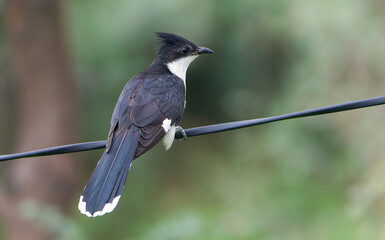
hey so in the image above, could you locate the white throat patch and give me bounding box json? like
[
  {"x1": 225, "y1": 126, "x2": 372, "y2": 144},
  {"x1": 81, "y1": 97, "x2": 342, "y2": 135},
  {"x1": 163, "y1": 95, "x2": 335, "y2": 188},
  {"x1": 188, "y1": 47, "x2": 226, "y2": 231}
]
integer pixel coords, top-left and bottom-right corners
[{"x1": 166, "y1": 55, "x2": 198, "y2": 86}]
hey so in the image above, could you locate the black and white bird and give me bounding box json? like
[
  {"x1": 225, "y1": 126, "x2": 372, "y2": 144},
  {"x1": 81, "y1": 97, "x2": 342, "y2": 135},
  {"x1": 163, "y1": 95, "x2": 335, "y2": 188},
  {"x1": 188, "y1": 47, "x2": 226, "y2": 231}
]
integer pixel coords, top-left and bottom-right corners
[{"x1": 78, "y1": 32, "x2": 213, "y2": 217}]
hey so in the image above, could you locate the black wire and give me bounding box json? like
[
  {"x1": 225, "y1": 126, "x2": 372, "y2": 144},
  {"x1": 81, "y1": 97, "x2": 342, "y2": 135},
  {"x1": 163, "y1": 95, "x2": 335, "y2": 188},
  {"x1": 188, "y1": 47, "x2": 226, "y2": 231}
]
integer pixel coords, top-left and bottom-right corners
[
  {"x1": 1, "y1": 95, "x2": 384, "y2": 162},
  {"x1": 0, "y1": 141, "x2": 106, "y2": 161},
  {"x1": 175, "y1": 95, "x2": 385, "y2": 138}
]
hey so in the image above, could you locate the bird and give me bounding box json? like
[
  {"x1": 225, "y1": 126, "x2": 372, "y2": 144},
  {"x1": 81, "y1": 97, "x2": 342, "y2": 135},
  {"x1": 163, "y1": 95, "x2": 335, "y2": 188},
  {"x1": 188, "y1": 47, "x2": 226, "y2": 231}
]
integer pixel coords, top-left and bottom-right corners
[{"x1": 78, "y1": 32, "x2": 213, "y2": 217}]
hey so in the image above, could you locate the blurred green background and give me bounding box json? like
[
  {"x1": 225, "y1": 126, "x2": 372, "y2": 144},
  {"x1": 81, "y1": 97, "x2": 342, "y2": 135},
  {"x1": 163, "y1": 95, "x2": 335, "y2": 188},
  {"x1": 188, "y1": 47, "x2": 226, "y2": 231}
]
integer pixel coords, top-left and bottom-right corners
[{"x1": 1, "y1": 0, "x2": 385, "y2": 239}]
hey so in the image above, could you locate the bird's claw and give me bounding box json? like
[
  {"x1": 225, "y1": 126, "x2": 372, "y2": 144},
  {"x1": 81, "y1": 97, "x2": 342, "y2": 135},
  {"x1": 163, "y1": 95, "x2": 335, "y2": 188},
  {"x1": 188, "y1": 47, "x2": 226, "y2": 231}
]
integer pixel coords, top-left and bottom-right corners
[{"x1": 175, "y1": 126, "x2": 187, "y2": 141}]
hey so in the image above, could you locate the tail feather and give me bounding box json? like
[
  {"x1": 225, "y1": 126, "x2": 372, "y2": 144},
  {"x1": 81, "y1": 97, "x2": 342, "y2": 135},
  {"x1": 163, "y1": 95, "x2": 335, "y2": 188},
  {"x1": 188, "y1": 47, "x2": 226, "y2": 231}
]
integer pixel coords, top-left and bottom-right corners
[{"x1": 79, "y1": 127, "x2": 140, "y2": 217}]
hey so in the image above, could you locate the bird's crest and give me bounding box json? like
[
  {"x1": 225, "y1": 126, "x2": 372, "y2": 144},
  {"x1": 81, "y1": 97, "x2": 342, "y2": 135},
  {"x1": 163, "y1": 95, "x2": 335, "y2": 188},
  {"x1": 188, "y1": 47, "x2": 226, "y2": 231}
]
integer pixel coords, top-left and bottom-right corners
[{"x1": 156, "y1": 32, "x2": 194, "y2": 47}]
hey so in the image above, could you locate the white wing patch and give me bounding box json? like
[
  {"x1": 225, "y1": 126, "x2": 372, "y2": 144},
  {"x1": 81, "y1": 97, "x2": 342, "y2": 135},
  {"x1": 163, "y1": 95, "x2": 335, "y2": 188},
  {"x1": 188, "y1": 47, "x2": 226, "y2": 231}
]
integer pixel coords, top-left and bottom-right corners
[
  {"x1": 162, "y1": 118, "x2": 175, "y2": 150},
  {"x1": 162, "y1": 118, "x2": 172, "y2": 132},
  {"x1": 78, "y1": 195, "x2": 121, "y2": 217}
]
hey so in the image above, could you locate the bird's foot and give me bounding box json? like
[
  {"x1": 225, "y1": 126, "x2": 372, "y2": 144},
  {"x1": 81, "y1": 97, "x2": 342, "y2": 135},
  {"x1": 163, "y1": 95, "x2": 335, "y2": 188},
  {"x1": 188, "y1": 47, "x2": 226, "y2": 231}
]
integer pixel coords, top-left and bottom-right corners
[{"x1": 175, "y1": 126, "x2": 187, "y2": 141}]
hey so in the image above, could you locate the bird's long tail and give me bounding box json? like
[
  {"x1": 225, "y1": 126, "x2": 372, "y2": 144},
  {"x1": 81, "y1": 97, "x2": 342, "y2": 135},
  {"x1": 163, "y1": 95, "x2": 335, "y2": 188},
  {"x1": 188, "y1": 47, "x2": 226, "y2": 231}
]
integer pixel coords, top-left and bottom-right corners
[{"x1": 78, "y1": 127, "x2": 140, "y2": 217}]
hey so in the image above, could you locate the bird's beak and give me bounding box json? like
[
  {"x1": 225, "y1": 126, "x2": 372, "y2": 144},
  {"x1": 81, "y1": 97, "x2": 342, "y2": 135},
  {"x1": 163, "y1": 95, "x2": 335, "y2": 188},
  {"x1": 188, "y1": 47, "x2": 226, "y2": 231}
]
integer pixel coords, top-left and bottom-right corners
[{"x1": 197, "y1": 46, "x2": 214, "y2": 55}]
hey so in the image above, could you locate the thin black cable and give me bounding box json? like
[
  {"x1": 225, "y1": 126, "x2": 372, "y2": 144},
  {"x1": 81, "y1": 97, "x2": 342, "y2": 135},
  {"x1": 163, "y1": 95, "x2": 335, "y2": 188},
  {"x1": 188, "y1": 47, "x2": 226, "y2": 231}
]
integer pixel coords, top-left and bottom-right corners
[
  {"x1": 0, "y1": 141, "x2": 106, "y2": 161},
  {"x1": 1, "y1": 95, "x2": 384, "y2": 162},
  {"x1": 176, "y1": 95, "x2": 385, "y2": 138}
]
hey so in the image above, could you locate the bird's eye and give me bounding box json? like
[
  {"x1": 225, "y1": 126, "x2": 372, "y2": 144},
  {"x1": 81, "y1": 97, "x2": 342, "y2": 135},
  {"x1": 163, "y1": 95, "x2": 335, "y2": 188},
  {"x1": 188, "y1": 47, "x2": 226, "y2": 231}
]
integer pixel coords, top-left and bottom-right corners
[{"x1": 182, "y1": 47, "x2": 189, "y2": 53}]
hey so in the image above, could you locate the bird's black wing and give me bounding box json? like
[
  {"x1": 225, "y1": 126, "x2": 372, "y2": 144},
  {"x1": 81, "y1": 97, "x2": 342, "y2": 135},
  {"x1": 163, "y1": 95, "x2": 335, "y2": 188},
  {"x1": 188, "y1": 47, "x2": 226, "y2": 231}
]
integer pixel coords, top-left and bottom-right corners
[
  {"x1": 107, "y1": 73, "x2": 185, "y2": 155},
  {"x1": 79, "y1": 73, "x2": 185, "y2": 217},
  {"x1": 130, "y1": 74, "x2": 185, "y2": 157}
]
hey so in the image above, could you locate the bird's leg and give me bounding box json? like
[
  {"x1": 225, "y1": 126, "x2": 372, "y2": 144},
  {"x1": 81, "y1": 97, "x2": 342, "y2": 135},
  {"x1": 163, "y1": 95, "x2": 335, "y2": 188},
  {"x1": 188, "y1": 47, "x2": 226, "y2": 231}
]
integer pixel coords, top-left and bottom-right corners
[{"x1": 175, "y1": 126, "x2": 187, "y2": 141}]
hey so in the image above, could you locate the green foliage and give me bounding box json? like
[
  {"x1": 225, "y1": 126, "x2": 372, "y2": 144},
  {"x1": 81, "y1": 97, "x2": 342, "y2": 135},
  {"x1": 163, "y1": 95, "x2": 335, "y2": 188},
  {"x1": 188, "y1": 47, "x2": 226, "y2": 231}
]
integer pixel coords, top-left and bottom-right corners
[{"x1": 67, "y1": 0, "x2": 385, "y2": 239}]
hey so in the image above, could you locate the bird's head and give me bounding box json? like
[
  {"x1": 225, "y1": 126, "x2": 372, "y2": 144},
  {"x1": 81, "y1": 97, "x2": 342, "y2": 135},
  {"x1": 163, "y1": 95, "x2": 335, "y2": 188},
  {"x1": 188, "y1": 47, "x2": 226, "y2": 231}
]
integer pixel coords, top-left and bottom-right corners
[
  {"x1": 156, "y1": 32, "x2": 213, "y2": 62},
  {"x1": 155, "y1": 32, "x2": 213, "y2": 76}
]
